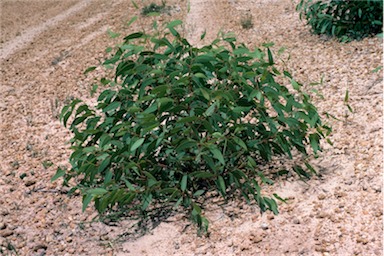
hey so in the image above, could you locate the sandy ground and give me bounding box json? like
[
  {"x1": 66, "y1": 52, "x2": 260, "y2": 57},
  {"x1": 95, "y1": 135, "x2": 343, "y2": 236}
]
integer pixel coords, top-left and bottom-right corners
[{"x1": 0, "y1": 0, "x2": 382, "y2": 255}]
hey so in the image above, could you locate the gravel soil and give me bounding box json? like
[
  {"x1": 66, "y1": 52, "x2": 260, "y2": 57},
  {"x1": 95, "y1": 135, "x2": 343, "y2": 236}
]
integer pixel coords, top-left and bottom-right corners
[{"x1": 0, "y1": 0, "x2": 382, "y2": 255}]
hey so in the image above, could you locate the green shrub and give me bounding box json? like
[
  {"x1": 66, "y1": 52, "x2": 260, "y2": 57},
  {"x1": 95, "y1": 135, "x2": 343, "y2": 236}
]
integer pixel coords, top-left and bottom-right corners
[
  {"x1": 240, "y1": 13, "x2": 254, "y2": 29},
  {"x1": 141, "y1": 2, "x2": 167, "y2": 16},
  {"x1": 55, "y1": 20, "x2": 331, "y2": 233},
  {"x1": 297, "y1": 0, "x2": 383, "y2": 41}
]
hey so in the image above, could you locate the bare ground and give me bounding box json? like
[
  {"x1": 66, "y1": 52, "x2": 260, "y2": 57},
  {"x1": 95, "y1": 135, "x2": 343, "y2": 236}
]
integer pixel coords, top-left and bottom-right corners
[{"x1": 0, "y1": 0, "x2": 382, "y2": 255}]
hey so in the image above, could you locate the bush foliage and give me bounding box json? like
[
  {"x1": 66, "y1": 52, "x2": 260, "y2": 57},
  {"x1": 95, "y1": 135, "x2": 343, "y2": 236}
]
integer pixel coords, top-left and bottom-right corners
[
  {"x1": 55, "y1": 20, "x2": 331, "y2": 233},
  {"x1": 141, "y1": 2, "x2": 167, "y2": 16},
  {"x1": 297, "y1": 0, "x2": 383, "y2": 41}
]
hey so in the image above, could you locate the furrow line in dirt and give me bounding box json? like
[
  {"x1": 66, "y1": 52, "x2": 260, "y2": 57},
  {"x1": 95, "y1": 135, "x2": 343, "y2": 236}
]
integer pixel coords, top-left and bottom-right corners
[{"x1": 0, "y1": 0, "x2": 92, "y2": 61}]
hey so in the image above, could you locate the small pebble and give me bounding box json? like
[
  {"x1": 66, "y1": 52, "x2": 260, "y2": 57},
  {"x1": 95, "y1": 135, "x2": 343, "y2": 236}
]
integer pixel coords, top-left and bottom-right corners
[
  {"x1": 0, "y1": 229, "x2": 13, "y2": 237},
  {"x1": 250, "y1": 235, "x2": 263, "y2": 243},
  {"x1": 317, "y1": 211, "x2": 328, "y2": 219},
  {"x1": 334, "y1": 191, "x2": 347, "y2": 198},
  {"x1": 25, "y1": 179, "x2": 36, "y2": 187},
  {"x1": 33, "y1": 244, "x2": 47, "y2": 251},
  {"x1": 293, "y1": 218, "x2": 300, "y2": 224},
  {"x1": 374, "y1": 209, "x2": 383, "y2": 217},
  {"x1": 260, "y1": 223, "x2": 269, "y2": 230},
  {"x1": 318, "y1": 194, "x2": 326, "y2": 200}
]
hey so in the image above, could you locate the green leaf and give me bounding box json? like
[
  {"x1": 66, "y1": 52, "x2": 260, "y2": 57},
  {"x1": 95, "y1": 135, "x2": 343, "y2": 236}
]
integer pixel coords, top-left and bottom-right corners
[
  {"x1": 107, "y1": 29, "x2": 120, "y2": 39},
  {"x1": 142, "y1": 193, "x2": 153, "y2": 210},
  {"x1": 231, "y1": 169, "x2": 247, "y2": 180},
  {"x1": 124, "y1": 32, "x2": 144, "y2": 41},
  {"x1": 309, "y1": 133, "x2": 320, "y2": 154},
  {"x1": 83, "y1": 146, "x2": 97, "y2": 153},
  {"x1": 200, "y1": 88, "x2": 210, "y2": 101},
  {"x1": 167, "y1": 20, "x2": 183, "y2": 33},
  {"x1": 127, "y1": 16, "x2": 138, "y2": 27},
  {"x1": 176, "y1": 140, "x2": 197, "y2": 152},
  {"x1": 100, "y1": 78, "x2": 111, "y2": 86},
  {"x1": 177, "y1": 116, "x2": 198, "y2": 123},
  {"x1": 160, "y1": 188, "x2": 178, "y2": 195},
  {"x1": 157, "y1": 97, "x2": 174, "y2": 111},
  {"x1": 82, "y1": 194, "x2": 93, "y2": 212},
  {"x1": 61, "y1": 99, "x2": 81, "y2": 127},
  {"x1": 344, "y1": 89, "x2": 349, "y2": 103},
  {"x1": 103, "y1": 102, "x2": 121, "y2": 113},
  {"x1": 167, "y1": 20, "x2": 183, "y2": 29},
  {"x1": 209, "y1": 146, "x2": 225, "y2": 165},
  {"x1": 293, "y1": 165, "x2": 311, "y2": 179},
  {"x1": 200, "y1": 30, "x2": 206, "y2": 40},
  {"x1": 193, "y1": 190, "x2": 205, "y2": 197},
  {"x1": 217, "y1": 175, "x2": 226, "y2": 195},
  {"x1": 142, "y1": 171, "x2": 156, "y2": 181},
  {"x1": 277, "y1": 46, "x2": 286, "y2": 55},
  {"x1": 273, "y1": 193, "x2": 287, "y2": 203},
  {"x1": 291, "y1": 79, "x2": 301, "y2": 90},
  {"x1": 87, "y1": 188, "x2": 108, "y2": 195},
  {"x1": 347, "y1": 104, "x2": 353, "y2": 113},
  {"x1": 304, "y1": 162, "x2": 317, "y2": 175},
  {"x1": 84, "y1": 66, "x2": 97, "y2": 75},
  {"x1": 174, "y1": 197, "x2": 183, "y2": 209},
  {"x1": 204, "y1": 103, "x2": 216, "y2": 117},
  {"x1": 320, "y1": 22, "x2": 329, "y2": 34},
  {"x1": 262, "y1": 42, "x2": 274, "y2": 48},
  {"x1": 247, "y1": 156, "x2": 257, "y2": 168},
  {"x1": 267, "y1": 48, "x2": 274, "y2": 64},
  {"x1": 264, "y1": 197, "x2": 278, "y2": 215},
  {"x1": 181, "y1": 175, "x2": 188, "y2": 192},
  {"x1": 131, "y1": 0, "x2": 138, "y2": 9},
  {"x1": 372, "y1": 66, "x2": 382, "y2": 73},
  {"x1": 51, "y1": 168, "x2": 66, "y2": 182},
  {"x1": 131, "y1": 138, "x2": 145, "y2": 151},
  {"x1": 194, "y1": 73, "x2": 207, "y2": 79},
  {"x1": 104, "y1": 171, "x2": 113, "y2": 184},
  {"x1": 192, "y1": 202, "x2": 202, "y2": 214},
  {"x1": 98, "y1": 157, "x2": 111, "y2": 173},
  {"x1": 146, "y1": 12, "x2": 161, "y2": 17},
  {"x1": 190, "y1": 171, "x2": 215, "y2": 179},
  {"x1": 99, "y1": 134, "x2": 111, "y2": 149},
  {"x1": 233, "y1": 136, "x2": 247, "y2": 150},
  {"x1": 123, "y1": 178, "x2": 136, "y2": 191},
  {"x1": 233, "y1": 47, "x2": 249, "y2": 55}
]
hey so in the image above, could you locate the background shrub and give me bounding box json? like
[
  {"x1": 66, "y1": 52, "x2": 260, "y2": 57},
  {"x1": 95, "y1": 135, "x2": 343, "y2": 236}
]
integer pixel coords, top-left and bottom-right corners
[
  {"x1": 297, "y1": 0, "x2": 383, "y2": 41},
  {"x1": 240, "y1": 13, "x2": 254, "y2": 29},
  {"x1": 55, "y1": 20, "x2": 331, "y2": 233},
  {"x1": 141, "y1": 2, "x2": 167, "y2": 16}
]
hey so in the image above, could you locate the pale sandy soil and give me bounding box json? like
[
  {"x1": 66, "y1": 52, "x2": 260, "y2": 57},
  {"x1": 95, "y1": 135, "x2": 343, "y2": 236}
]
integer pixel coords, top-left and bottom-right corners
[{"x1": 0, "y1": 0, "x2": 382, "y2": 255}]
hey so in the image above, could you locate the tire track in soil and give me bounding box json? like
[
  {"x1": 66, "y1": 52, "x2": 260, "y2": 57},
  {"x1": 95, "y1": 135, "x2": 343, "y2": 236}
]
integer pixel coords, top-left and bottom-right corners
[
  {"x1": 185, "y1": 0, "x2": 233, "y2": 46},
  {"x1": 0, "y1": 0, "x2": 92, "y2": 61},
  {"x1": 0, "y1": 1, "x2": 132, "y2": 254}
]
